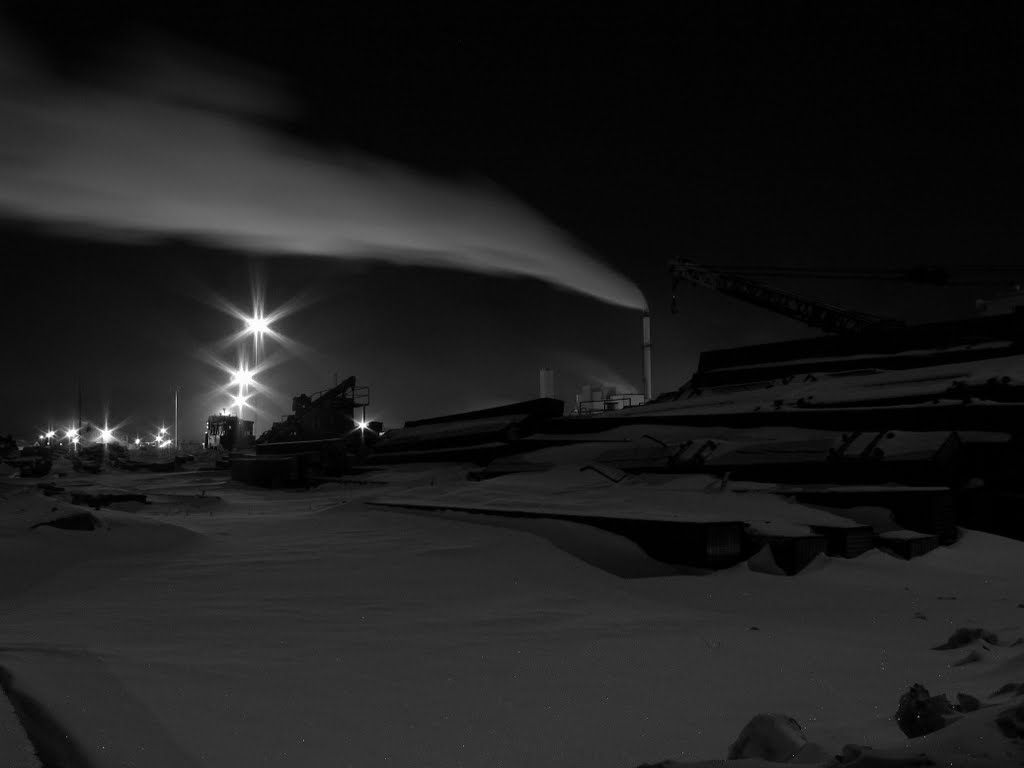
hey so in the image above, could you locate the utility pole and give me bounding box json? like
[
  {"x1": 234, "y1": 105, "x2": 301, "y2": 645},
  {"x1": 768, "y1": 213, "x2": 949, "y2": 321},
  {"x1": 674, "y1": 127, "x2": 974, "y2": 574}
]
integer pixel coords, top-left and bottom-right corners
[
  {"x1": 251, "y1": 338, "x2": 259, "y2": 436},
  {"x1": 642, "y1": 311, "x2": 652, "y2": 401},
  {"x1": 173, "y1": 385, "x2": 180, "y2": 452}
]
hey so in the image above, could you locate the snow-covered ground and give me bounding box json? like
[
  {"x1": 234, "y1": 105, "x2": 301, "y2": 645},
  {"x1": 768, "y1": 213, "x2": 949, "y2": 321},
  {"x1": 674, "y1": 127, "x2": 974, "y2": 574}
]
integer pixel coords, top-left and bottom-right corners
[{"x1": 1, "y1": 466, "x2": 1022, "y2": 766}]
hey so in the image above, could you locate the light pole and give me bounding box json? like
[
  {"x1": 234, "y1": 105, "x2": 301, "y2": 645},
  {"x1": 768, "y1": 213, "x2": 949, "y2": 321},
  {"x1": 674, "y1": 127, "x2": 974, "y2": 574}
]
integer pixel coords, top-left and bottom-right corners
[
  {"x1": 243, "y1": 314, "x2": 270, "y2": 435},
  {"x1": 251, "y1": 332, "x2": 258, "y2": 435}
]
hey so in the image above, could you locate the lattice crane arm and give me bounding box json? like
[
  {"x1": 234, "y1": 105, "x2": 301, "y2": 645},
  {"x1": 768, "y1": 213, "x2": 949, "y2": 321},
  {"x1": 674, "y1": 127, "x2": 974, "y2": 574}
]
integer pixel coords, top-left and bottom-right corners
[{"x1": 669, "y1": 257, "x2": 904, "y2": 334}]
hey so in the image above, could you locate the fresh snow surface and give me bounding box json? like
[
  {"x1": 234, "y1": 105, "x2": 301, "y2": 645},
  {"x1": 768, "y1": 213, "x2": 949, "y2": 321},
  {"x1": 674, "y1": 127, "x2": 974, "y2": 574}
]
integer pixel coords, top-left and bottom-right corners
[
  {"x1": 372, "y1": 467, "x2": 860, "y2": 527},
  {"x1": 1, "y1": 468, "x2": 1022, "y2": 767}
]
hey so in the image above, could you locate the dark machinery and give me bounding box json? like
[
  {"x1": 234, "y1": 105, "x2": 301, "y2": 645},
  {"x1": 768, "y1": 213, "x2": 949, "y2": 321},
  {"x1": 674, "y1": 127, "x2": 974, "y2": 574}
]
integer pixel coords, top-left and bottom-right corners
[
  {"x1": 6, "y1": 445, "x2": 51, "y2": 477},
  {"x1": 257, "y1": 375, "x2": 372, "y2": 444},
  {"x1": 230, "y1": 376, "x2": 376, "y2": 488},
  {"x1": 205, "y1": 414, "x2": 254, "y2": 450},
  {"x1": 0, "y1": 434, "x2": 17, "y2": 462}
]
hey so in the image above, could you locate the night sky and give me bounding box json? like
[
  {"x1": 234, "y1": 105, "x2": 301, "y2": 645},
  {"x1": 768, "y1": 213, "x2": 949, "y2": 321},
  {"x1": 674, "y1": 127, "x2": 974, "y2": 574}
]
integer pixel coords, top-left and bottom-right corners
[{"x1": 0, "y1": 4, "x2": 1018, "y2": 442}]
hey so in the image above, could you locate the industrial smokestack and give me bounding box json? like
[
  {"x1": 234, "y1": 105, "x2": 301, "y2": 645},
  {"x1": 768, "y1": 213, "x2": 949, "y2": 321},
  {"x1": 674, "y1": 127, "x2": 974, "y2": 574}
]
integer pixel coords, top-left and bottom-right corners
[
  {"x1": 641, "y1": 311, "x2": 652, "y2": 401},
  {"x1": 539, "y1": 368, "x2": 555, "y2": 399}
]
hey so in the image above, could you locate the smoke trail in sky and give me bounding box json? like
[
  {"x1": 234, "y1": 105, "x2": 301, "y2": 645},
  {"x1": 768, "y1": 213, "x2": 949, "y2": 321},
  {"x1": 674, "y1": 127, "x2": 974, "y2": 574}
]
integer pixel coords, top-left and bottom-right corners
[{"x1": 0, "y1": 27, "x2": 646, "y2": 310}]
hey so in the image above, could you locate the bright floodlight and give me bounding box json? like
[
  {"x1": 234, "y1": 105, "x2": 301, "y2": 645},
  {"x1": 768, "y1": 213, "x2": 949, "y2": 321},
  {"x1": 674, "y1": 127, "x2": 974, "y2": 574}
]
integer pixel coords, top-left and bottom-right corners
[
  {"x1": 356, "y1": 420, "x2": 368, "y2": 431},
  {"x1": 45, "y1": 430, "x2": 56, "y2": 439},
  {"x1": 65, "y1": 427, "x2": 78, "y2": 438},
  {"x1": 71, "y1": 436, "x2": 80, "y2": 445},
  {"x1": 230, "y1": 368, "x2": 255, "y2": 387},
  {"x1": 245, "y1": 315, "x2": 271, "y2": 335},
  {"x1": 231, "y1": 394, "x2": 251, "y2": 409},
  {"x1": 99, "y1": 427, "x2": 114, "y2": 443},
  {"x1": 158, "y1": 426, "x2": 167, "y2": 435},
  {"x1": 134, "y1": 438, "x2": 141, "y2": 446}
]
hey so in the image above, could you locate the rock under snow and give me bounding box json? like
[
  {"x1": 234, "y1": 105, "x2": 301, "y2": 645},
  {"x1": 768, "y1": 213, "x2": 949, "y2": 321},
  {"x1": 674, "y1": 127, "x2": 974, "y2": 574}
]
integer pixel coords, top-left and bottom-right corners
[
  {"x1": 995, "y1": 700, "x2": 1024, "y2": 739},
  {"x1": 933, "y1": 626, "x2": 1000, "y2": 649},
  {"x1": 893, "y1": 683, "x2": 959, "y2": 737},
  {"x1": 991, "y1": 682, "x2": 1024, "y2": 698},
  {"x1": 956, "y1": 692, "x2": 981, "y2": 712},
  {"x1": 951, "y1": 647, "x2": 990, "y2": 666},
  {"x1": 725, "y1": 713, "x2": 809, "y2": 761},
  {"x1": 28, "y1": 511, "x2": 102, "y2": 531}
]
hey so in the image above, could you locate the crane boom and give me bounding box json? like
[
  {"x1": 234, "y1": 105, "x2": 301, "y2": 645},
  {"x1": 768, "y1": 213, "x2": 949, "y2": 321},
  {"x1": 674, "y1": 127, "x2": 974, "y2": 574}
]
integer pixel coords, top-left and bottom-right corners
[{"x1": 669, "y1": 258, "x2": 904, "y2": 334}]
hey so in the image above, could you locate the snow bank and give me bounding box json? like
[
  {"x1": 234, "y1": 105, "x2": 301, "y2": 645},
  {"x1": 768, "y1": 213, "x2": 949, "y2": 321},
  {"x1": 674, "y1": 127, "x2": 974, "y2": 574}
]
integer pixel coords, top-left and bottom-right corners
[
  {"x1": 639, "y1": 592, "x2": 1024, "y2": 766},
  {"x1": 0, "y1": 484, "x2": 200, "y2": 600},
  {"x1": 0, "y1": 648, "x2": 200, "y2": 768},
  {"x1": 0, "y1": 685, "x2": 36, "y2": 768},
  {"x1": 1, "y1": 466, "x2": 1022, "y2": 767},
  {"x1": 372, "y1": 466, "x2": 862, "y2": 530}
]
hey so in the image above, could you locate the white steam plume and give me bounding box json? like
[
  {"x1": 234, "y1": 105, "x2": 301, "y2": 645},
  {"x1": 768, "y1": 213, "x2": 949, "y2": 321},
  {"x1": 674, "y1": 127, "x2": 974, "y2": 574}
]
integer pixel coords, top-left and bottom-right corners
[{"x1": 0, "y1": 28, "x2": 646, "y2": 310}]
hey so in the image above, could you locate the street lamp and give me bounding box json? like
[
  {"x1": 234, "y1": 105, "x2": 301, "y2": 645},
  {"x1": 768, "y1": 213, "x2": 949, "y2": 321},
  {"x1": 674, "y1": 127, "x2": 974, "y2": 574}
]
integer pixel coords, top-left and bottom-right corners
[
  {"x1": 245, "y1": 315, "x2": 270, "y2": 335},
  {"x1": 229, "y1": 367, "x2": 257, "y2": 427},
  {"x1": 230, "y1": 367, "x2": 255, "y2": 388}
]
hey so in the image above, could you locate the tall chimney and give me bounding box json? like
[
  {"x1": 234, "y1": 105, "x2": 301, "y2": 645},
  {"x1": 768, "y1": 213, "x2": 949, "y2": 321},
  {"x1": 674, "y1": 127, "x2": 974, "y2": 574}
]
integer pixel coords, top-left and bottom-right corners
[
  {"x1": 539, "y1": 368, "x2": 555, "y2": 399},
  {"x1": 641, "y1": 311, "x2": 652, "y2": 401}
]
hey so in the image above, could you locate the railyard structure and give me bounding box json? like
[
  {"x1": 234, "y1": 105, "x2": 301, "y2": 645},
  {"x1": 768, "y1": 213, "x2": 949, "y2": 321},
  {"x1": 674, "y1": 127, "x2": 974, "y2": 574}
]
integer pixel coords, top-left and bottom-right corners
[
  {"x1": 368, "y1": 260, "x2": 1024, "y2": 572},
  {"x1": 15, "y1": 260, "x2": 1023, "y2": 574}
]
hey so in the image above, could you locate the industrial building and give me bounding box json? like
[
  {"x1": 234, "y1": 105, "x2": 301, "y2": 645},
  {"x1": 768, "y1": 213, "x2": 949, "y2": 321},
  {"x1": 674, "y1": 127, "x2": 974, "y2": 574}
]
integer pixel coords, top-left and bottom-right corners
[{"x1": 364, "y1": 261, "x2": 1024, "y2": 572}]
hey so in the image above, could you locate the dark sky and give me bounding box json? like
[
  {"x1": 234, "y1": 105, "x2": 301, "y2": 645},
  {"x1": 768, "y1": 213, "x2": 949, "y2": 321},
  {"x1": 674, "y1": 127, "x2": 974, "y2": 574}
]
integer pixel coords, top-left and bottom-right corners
[{"x1": 0, "y1": 4, "x2": 1019, "y2": 441}]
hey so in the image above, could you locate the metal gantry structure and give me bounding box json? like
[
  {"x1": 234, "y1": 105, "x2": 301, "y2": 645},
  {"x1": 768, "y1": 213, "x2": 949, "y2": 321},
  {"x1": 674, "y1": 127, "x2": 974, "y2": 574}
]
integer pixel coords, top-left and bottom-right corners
[{"x1": 669, "y1": 258, "x2": 1024, "y2": 334}]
